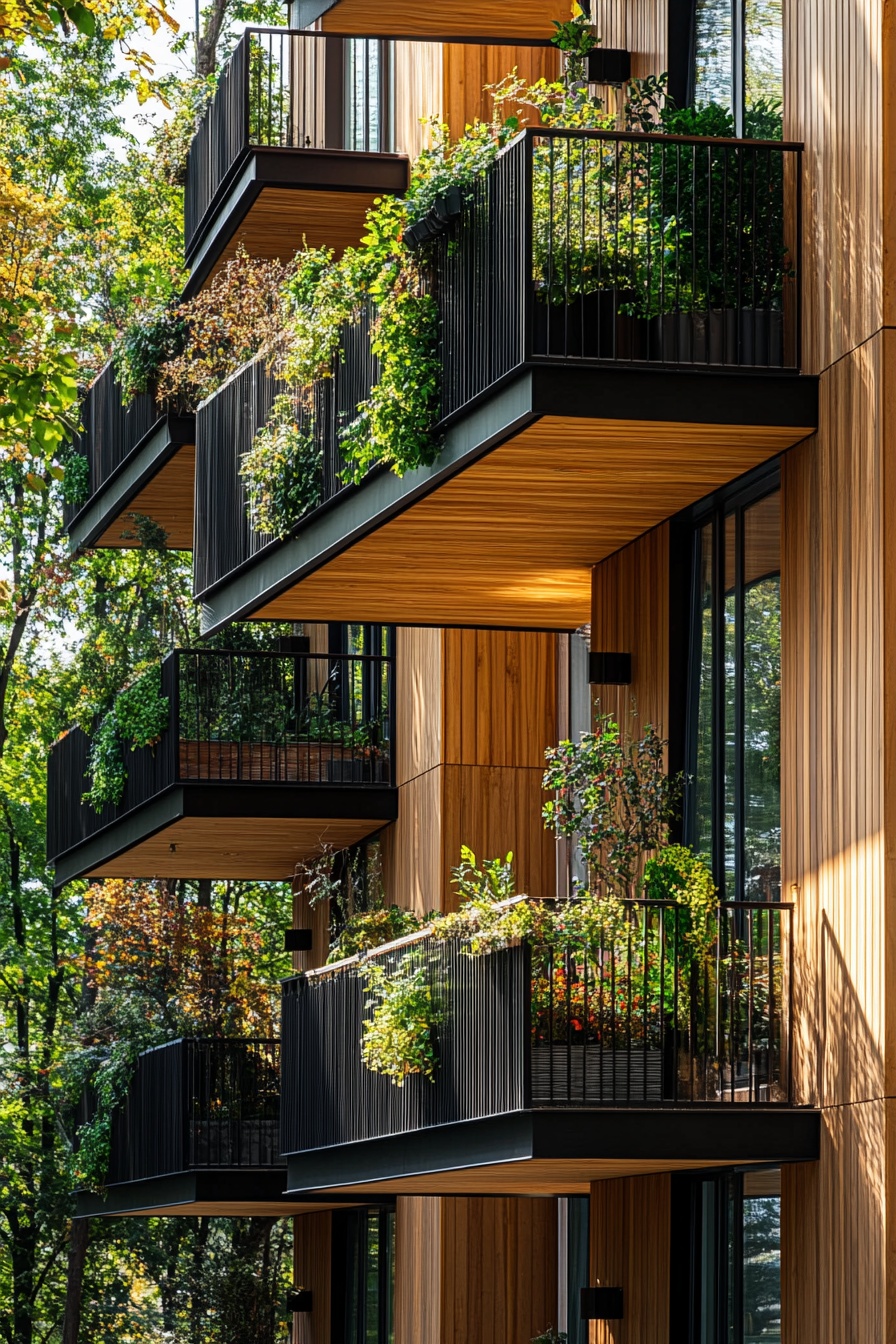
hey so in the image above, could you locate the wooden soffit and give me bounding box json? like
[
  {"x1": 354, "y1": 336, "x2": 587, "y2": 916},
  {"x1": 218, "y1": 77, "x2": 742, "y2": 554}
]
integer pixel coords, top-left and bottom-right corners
[
  {"x1": 200, "y1": 365, "x2": 816, "y2": 633},
  {"x1": 316, "y1": 0, "x2": 567, "y2": 42}
]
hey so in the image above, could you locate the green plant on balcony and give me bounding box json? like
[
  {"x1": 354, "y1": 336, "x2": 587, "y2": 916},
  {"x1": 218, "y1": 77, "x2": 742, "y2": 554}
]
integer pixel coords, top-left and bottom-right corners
[
  {"x1": 360, "y1": 956, "x2": 440, "y2": 1086},
  {"x1": 113, "y1": 302, "x2": 187, "y2": 403},
  {"x1": 82, "y1": 667, "x2": 169, "y2": 810},
  {"x1": 60, "y1": 442, "x2": 90, "y2": 506},
  {"x1": 240, "y1": 391, "x2": 322, "y2": 537}
]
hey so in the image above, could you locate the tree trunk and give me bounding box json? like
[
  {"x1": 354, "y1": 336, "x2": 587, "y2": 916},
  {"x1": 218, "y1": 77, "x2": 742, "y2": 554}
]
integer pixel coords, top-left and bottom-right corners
[{"x1": 60, "y1": 1218, "x2": 89, "y2": 1344}]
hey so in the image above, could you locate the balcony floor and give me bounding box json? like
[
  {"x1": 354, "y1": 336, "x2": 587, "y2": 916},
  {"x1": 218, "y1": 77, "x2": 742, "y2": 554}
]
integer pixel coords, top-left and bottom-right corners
[
  {"x1": 199, "y1": 363, "x2": 818, "y2": 633},
  {"x1": 185, "y1": 147, "x2": 410, "y2": 296},
  {"x1": 52, "y1": 781, "x2": 398, "y2": 886},
  {"x1": 75, "y1": 1169, "x2": 366, "y2": 1218},
  {"x1": 283, "y1": 1106, "x2": 821, "y2": 1198},
  {"x1": 68, "y1": 421, "x2": 195, "y2": 554}
]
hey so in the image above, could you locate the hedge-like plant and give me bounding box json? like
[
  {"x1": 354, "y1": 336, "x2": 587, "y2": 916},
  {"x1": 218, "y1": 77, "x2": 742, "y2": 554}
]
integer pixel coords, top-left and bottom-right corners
[{"x1": 83, "y1": 667, "x2": 170, "y2": 810}]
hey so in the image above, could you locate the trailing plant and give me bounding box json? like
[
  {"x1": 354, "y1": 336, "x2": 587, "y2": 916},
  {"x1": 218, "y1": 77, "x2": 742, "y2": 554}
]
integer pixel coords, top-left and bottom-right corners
[
  {"x1": 83, "y1": 666, "x2": 170, "y2": 810},
  {"x1": 113, "y1": 302, "x2": 187, "y2": 403},
  {"x1": 240, "y1": 391, "x2": 322, "y2": 537},
  {"x1": 360, "y1": 956, "x2": 439, "y2": 1086},
  {"x1": 532, "y1": 1329, "x2": 568, "y2": 1344},
  {"x1": 329, "y1": 906, "x2": 423, "y2": 962},
  {"x1": 59, "y1": 442, "x2": 89, "y2": 506}
]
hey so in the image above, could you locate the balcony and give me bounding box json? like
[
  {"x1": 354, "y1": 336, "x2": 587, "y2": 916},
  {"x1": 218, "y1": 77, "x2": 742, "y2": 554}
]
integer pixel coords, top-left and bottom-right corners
[
  {"x1": 194, "y1": 127, "x2": 819, "y2": 634},
  {"x1": 75, "y1": 1038, "x2": 314, "y2": 1216},
  {"x1": 279, "y1": 901, "x2": 819, "y2": 1197},
  {"x1": 65, "y1": 362, "x2": 194, "y2": 554},
  {"x1": 184, "y1": 28, "x2": 410, "y2": 293},
  {"x1": 47, "y1": 649, "x2": 397, "y2": 887}
]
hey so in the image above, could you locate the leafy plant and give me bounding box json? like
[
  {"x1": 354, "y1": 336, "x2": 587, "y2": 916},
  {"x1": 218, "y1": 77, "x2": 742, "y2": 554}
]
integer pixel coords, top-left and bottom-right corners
[
  {"x1": 59, "y1": 443, "x2": 89, "y2": 506},
  {"x1": 240, "y1": 391, "x2": 322, "y2": 537},
  {"x1": 329, "y1": 906, "x2": 423, "y2": 962},
  {"x1": 532, "y1": 1329, "x2": 568, "y2": 1344},
  {"x1": 551, "y1": 8, "x2": 597, "y2": 88},
  {"x1": 360, "y1": 957, "x2": 439, "y2": 1086},
  {"x1": 113, "y1": 303, "x2": 186, "y2": 403},
  {"x1": 543, "y1": 711, "x2": 683, "y2": 898},
  {"x1": 83, "y1": 666, "x2": 170, "y2": 810}
]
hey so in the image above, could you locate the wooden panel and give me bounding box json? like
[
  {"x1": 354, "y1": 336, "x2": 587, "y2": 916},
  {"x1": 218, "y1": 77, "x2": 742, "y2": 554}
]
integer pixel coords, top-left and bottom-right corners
[
  {"x1": 442, "y1": 44, "x2": 560, "y2": 139},
  {"x1": 442, "y1": 629, "x2": 557, "y2": 769},
  {"x1": 381, "y1": 766, "x2": 443, "y2": 913},
  {"x1": 591, "y1": 0, "x2": 666, "y2": 117},
  {"x1": 321, "y1": 1158, "x2": 741, "y2": 1199},
  {"x1": 781, "y1": 336, "x2": 888, "y2": 1111},
  {"x1": 293, "y1": 1211, "x2": 332, "y2": 1344},
  {"x1": 256, "y1": 416, "x2": 812, "y2": 628},
  {"x1": 440, "y1": 1197, "x2": 558, "y2": 1344},
  {"x1": 88, "y1": 813, "x2": 391, "y2": 881},
  {"x1": 393, "y1": 42, "x2": 443, "y2": 160},
  {"x1": 589, "y1": 1174, "x2": 670, "y2": 1344},
  {"x1": 395, "y1": 1197, "x2": 442, "y2": 1344},
  {"x1": 292, "y1": 871, "x2": 332, "y2": 972},
  {"x1": 590, "y1": 524, "x2": 669, "y2": 736},
  {"x1": 784, "y1": 0, "x2": 883, "y2": 372},
  {"x1": 781, "y1": 1104, "x2": 887, "y2": 1344},
  {"x1": 441, "y1": 764, "x2": 556, "y2": 908},
  {"x1": 319, "y1": 0, "x2": 568, "y2": 41},
  {"x1": 396, "y1": 625, "x2": 443, "y2": 784},
  {"x1": 96, "y1": 444, "x2": 195, "y2": 550},
  {"x1": 203, "y1": 186, "x2": 384, "y2": 286}
]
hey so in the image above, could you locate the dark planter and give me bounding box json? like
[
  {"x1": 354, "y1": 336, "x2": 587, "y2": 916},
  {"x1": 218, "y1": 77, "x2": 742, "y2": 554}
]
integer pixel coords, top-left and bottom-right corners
[
  {"x1": 530, "y1": 1043, "x2": 664, "y2": 1103},
  {"x1": 326, "y1": 757, "x2": 386, "y2": 783},
  {"x1": 532, "y1": 289, "x2": 647, "y2": 360},
  {"x1": 647, "y1": 307, "x2": 785, "y2": 368}
]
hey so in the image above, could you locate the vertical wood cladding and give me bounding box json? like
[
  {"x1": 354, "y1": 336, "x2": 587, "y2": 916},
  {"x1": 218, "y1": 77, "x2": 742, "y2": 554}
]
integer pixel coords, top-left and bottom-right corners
[
  {"x1": 779, "y1": 331, "x2": 896, "y2": 1342},
  {"x1": 392, "y1": 41, "x2": 443, "y2": 159},
  {"x1": 395, "y1": 1197, "x2": 442, "y2": 1344},
  {"x1": 589, "y1": 1175, "x2": 671, "y2": 1344},
  {"x1": 596, "y1": 0, "x2": 667, "y2": 79},
  {"x1": 319, "y1": 0, "x2": 568, "y2": 41},
  {"x1": 784, "y1": 0, "x2": 884, "y2": 372},
  {"x1": 292, "y1": 1212, "x2": 332, "y2": 1344},
  {"x1": 590, "y1": 525, "x2": 670, "y2": 739},
  {"x1": 441, "y1": 44, "x2": 560, "y2": 139},
  {"x1": 387, "y1": 629, "x2": 558, "y2": 913}
]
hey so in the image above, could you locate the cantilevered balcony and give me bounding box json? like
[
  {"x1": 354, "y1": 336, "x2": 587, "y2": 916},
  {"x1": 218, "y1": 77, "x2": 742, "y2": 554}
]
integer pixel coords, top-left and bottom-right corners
[
  {"x1": 65, "y1": 362, "x2": 194, "y2": 553},
  {"x1": 184, "y1": 28, "x2": 410, "y2": 293},
  {"x1": 279, "y1": 900, "x2": 818, "y2": 1197},
  {"x1": 75, "y1": 1038, "x2": 317, "y2": 1216},
  {"x1": 47, "y1": 649, "x2": 396, "y2": 886},
  {"x1": 194, "y1": 127, "x2": 818, "y2": 633}
]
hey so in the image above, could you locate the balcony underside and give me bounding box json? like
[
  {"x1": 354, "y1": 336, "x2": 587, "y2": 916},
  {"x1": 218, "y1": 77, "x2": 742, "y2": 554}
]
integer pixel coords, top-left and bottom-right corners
[
  {"x1": 199, "y1": 364, "x2": 818, "y2": 634},
  {"x1": 75, "y1": 1169, "x2": 361, "y2": 1218},
  {"x1": 284, "y1": 1107, "x2": 820, "y2": 1198},
  {"x1": 185, "y1": 147, "x2": 410, "y2": 296},
  {"x1": 68, "y1": 420, "x2": 195, "y2": 553},
  {"x1": 52, "y1": 782, "x2": 397, "y2": 886},
  {"x1": 309, "y1": 0, "x2": 568, "y2": 40}
]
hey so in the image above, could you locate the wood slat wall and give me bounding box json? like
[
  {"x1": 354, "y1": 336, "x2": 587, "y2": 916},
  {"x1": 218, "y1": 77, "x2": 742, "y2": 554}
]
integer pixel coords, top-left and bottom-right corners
[
  {"x1": 441, "y1": 43, "x2": 560, "y2": 139},
  {"x1": 393, "y1": 41, "x2": 443, "y2": 159},
  {"x1": 292, "y1": 1211, "x2": 332, "y2": 1344},
  {"x1": 395, "y1": 1198, "x2": 442, "y2": 1344},
  {"x1": 396, "y1": 625, "x2": 443, "y2": 785},
  {"x1": 590, "y1": 524, "x2": 670, "y2": 739},
  {"x1": 442, "y1": 629, "x2": 557, "y2": 769},
  {"x1": 589, "y1": 1175, "x2": 671, "y2": 1344}
]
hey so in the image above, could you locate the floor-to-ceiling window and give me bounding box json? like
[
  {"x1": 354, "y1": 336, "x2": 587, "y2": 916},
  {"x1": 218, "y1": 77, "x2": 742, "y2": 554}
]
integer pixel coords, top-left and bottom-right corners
[
  {"x1": 345, "y1": 39, "x2": 391, "y2": 152},
  {"x1": 688, "y1": 0, "x2": 782, "y2": 134},
  {"x1": 670, "y1": 1169, "x2": 781, "y2": 1343},
  {"x1": 684, "y1": 465, "x2": 781, "y2": 903},
  {"x1": 332, "y1": 1207, "x2": 395, "y2": 1344}
]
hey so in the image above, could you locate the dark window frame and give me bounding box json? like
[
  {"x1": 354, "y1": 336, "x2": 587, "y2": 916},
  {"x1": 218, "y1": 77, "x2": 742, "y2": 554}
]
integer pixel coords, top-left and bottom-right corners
[
  {"x1": 670, "y1": 459, "x2": 781, "y2": 901},
  {"x1": 331, "y1": 1205, "x2": 396, "y2": 1344}
]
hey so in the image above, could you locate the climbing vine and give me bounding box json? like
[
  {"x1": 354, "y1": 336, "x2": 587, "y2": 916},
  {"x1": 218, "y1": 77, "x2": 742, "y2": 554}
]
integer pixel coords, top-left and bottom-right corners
[{"x1": 82, "y1": 666, "x2": 170, "y2": 810}]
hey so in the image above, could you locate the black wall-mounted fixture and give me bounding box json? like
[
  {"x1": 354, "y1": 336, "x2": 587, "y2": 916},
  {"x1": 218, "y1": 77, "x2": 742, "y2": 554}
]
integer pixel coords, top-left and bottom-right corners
[
  {"x1": 589, "y1": 652, "x2": 633, "y2": 685},
  {"x1": 287, "y1": 1287, "x2": 313, "y2": 1314},
  {"x1": 587, "y1": 48, "x2": 632, "y2": 85},
  {"x1": 581, "y1": 1286, "x2": 624, "y2": 1320},
  {"x1": 284, "y1": 928, "x2": 313, "y2": 953}
]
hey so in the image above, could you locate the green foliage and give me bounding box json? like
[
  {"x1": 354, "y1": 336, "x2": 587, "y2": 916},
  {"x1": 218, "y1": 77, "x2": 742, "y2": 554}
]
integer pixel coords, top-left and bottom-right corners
[
  {"x1": 543, "y1": 712, "x2": 683, "y2": 898},
  {"x1": 550, "y1": 11, "x2": 596, "y2": 88},
  {"x1": 112, "y1": 302, "x2": 186, "y2": 402},
  {"x1": 240, "y1": 391, "x2": 322, "y2": 537},
  {"x1": 60, "y1": 442, "x2": 90, "y2": 505},
  {"x1": 532, "y1": 1330, "x2": 568, "y2": 1344},
  {"x1": 360, "y1": 957, "x2": 439, "y2": 1086},
  {"x1": 329, "y1": 905, "x2": 423, "y2": 962},
  {"x1": 82, "y1": 665, "x2": 169, "y2": 809}
]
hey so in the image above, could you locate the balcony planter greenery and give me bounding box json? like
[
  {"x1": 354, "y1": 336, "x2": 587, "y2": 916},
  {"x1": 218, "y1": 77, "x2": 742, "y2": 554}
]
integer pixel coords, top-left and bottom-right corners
[{"x1": 82, "y1": 666, "x2": 170, "y2": 811}]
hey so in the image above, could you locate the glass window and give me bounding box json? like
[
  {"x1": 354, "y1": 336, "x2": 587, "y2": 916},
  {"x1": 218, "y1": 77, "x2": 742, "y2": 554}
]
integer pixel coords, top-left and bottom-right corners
[
  {"x1": 671, "y1": 1169, "x2": 781, "y2": 1343},
  {"x1": 686, "y1": 476, "x2": 780, "y2": 902},
  {"x1": 693, "y1": 0, "x2": 783, "y2": 132},
  {"x1": 557, "y1": 1196, "x2": 590, "y2": 1344},
  {"x1": 332, "y1": 1207, "x2": 395, "y2": 1344},
  {"x1": 346, "y1": 39, "x2": 390, "y2": 153}
]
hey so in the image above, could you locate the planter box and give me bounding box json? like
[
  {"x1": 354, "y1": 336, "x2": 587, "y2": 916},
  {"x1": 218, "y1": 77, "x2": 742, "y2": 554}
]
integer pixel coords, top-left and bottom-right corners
[
  {"x1": 190, "y1": 1118, "x2": 280, "y2": 1167},
  {"x1": 530, "y1": 1043, "x2": 665, "y2": 1104},
  {"x1": 647, "y1": 308, "x2": 784, "y2": 368},
  {"x1": 532, "y1": 290, "x2": 646, "y2": 361},
  {"x1": 326, "y1": 757, "x2": 385, "y2": 784}
]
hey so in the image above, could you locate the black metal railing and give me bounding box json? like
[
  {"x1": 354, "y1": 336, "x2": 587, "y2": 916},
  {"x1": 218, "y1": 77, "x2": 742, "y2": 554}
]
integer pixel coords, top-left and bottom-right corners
[
  {"x1": 46, "y1": 649, "x2": 394, "y2": 863},
  {"x1": 94, "y1": 1038, "x2": 283, "y2": 1185},
  {"x1": 193, "y1": 312, "x2": 377, "y2": 596},
  {"x1": 436, "y1": 127, "x2": 803, "y2": 418},
  {"x1": 185, "y1": 28, "x2": 381, "y2": 257},
  {"x1": 280, "y1": 900, "x2": 793, "y2": 1155},
  {"x1": 65, "y1": 363, "x2": 166, "y2": 528}
]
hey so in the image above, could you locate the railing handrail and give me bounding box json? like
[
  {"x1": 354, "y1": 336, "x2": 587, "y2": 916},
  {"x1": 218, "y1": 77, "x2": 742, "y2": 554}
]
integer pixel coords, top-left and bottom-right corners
[
  {"x1": 175, "y1": 647, "x2": 393, "y2": 665},
  {"x1": 503, "y1": 124, "x2": 804, "y2": 152},
  {"x1": 140, "y1": 1035, "x2": 281, "y2": 1054},
  {"x1": 295, "y1": 895, "x2": 791, "y2": 981}
]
